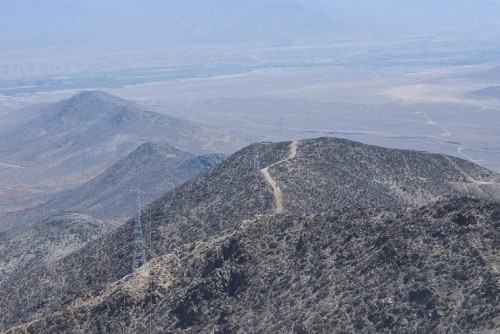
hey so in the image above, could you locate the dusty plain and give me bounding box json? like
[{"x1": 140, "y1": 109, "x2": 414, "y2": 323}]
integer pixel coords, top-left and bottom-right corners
[{"x1": 1, "y1": 59, "x2": 499, "y2": 174}]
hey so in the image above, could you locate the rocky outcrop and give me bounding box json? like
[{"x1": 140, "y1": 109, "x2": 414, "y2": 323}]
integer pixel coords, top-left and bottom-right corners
[{"x1": 4, "y1": 198, "x2": 499, "y2": 333}]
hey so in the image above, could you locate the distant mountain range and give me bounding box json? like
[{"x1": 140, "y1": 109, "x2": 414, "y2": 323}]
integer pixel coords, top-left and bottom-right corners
[
  {"x1": 0, "y1": 0, "x2": 344, "y2": 51},
  {"x1": 1, "y1": 137, "x2": 498, "y2": 332},
  {"x1": 2, "y1": 0, "x2": 499, "y2": 53},
  {"x1": 0, "y1": 91, "x2": 246, "y2": 222},
  {"x1": 296, "y1": 0, "x2": 500, "y2": 26}
]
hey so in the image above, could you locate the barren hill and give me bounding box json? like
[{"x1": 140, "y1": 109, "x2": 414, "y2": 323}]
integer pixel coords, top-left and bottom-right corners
[
  {"x1": 52, "y1": 141, "x2": 225, "y2": 220},
  {"x1": 0, "y1": 137, "x2": 499, "y2": 332},
  {"x1": 1, "y1": 142, "x2": 225, "y2": 232},
  {"x1": 0, "y1": 91, "x2": 243, "y2": 177},
  {"x1": 0, "y1": 91, "x2": 245, "y2": 221}
]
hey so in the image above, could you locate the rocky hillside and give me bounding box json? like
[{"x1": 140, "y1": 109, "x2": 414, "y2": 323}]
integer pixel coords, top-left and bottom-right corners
[
  {"x1": 1, "y1": 142, "x2": 225, "y2": 231},
  {"x1": 0, "y1": 212, "x2": 113, "y2": 286},
  {"x1": 275, "y1": 137, "x2": 500, "y2": 212},
  {"x1": 0, "y1": 91, "x2": 246, "y2": 220},
  {"x1": 3, "y1": 198, "x2": 499, "y2": 333},
  {"x1": 0, "y1": 137, "x2": 498, "y2": 332}
]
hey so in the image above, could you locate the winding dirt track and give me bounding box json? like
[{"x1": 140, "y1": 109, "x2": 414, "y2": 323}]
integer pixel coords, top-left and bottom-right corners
[
  {"x1": 445, "y1": 156, "x2": 495, "y2": 186},
  {"x1": 260, "y1": 141, "x2": 298, "y2": 214}
]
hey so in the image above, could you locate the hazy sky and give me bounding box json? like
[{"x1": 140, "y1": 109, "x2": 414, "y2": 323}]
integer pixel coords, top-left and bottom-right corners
[{"x1": 1, "y1": 0, "x2": 500, "y2": 55}]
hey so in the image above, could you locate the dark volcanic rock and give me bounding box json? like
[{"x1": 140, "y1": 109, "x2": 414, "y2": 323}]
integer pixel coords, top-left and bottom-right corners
[
  {"x1": 3, "y1": 198, "x2": 499, "y2": 333},
  {"x1": 0, "y1": 137, "x2": 499, "y2": 333},
  {"x1": 275, "y1": 137, "x2": 499, "y2": 212}
]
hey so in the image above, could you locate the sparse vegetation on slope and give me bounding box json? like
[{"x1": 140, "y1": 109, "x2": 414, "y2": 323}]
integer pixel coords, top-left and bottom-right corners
[
  {"x1": 0, "y1": 212, "x2": 113, "y2": 286},
  {"x1": 4, "y1": 198, "x2": 499, "y2": 333},
  {"x1": 274, "y1": 137, "x2": 500, "y2": 212},
  {"x1": 0, "y1": 137, "x2": 499, "y2": 333}
]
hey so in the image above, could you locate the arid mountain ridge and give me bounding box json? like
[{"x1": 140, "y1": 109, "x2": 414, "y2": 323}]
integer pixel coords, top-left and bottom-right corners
[
  {"x1": 0, "y1": 92, "x2": 236, "y2": 298},
  {"x1": 1, "y1": 141, "x2": 226, "y2": 232},
  {"x1": 5, "y1": 198, "x2": 498, "y2": 333},
  {"x1": 0, "y1": 137, "x2": 498, "y2": 333},
  {"x1": 0, "y1": 91, "x2": 246, "y2": 218}
]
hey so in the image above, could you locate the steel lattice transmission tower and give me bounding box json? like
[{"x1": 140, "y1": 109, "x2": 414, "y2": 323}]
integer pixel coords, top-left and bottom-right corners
[
  {"x1": 253, "y1": 142, "x2": 260, "y2": 172},
  {"x1": 132, "y1": 188, "x2": 147, "y2": 271}
]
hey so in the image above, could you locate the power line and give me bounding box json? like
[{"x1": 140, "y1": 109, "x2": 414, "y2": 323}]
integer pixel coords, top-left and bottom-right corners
[
  {"x1": 253, "y1": 142, "x2": 260, "y2": 172},
  {"x1": 132, "y1": 188, "x2": 147, "y2": 272},
  {"x1": 122, "y1": 209, "x2": 127, "y2": 334},
  {"x1": 147, "y1": 197, "x2": 154, "y2": 333},
  {"x1": 280, "y1": 117, "x2": 285, "y2": 142}
]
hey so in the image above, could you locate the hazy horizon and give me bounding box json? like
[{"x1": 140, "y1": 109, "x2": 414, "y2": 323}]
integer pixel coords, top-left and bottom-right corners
[
  {"x1": 1, "y1": 0, "x2": 500, "y2": 56},
  {"x1": 1, "y1": 0, "x2": 499, "y2": 172}
]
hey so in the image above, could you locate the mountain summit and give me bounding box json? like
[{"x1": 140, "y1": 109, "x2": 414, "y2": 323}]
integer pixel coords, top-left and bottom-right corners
[
  {"x1": 0, "y1": 137, "x2": 498, "y2": 332},
  {"x1": 2, "y1": 141, "x2": 226, "y2": 227},
  {"x1": 0, "y1": 91, "x2": 246, "y2": 223}
]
